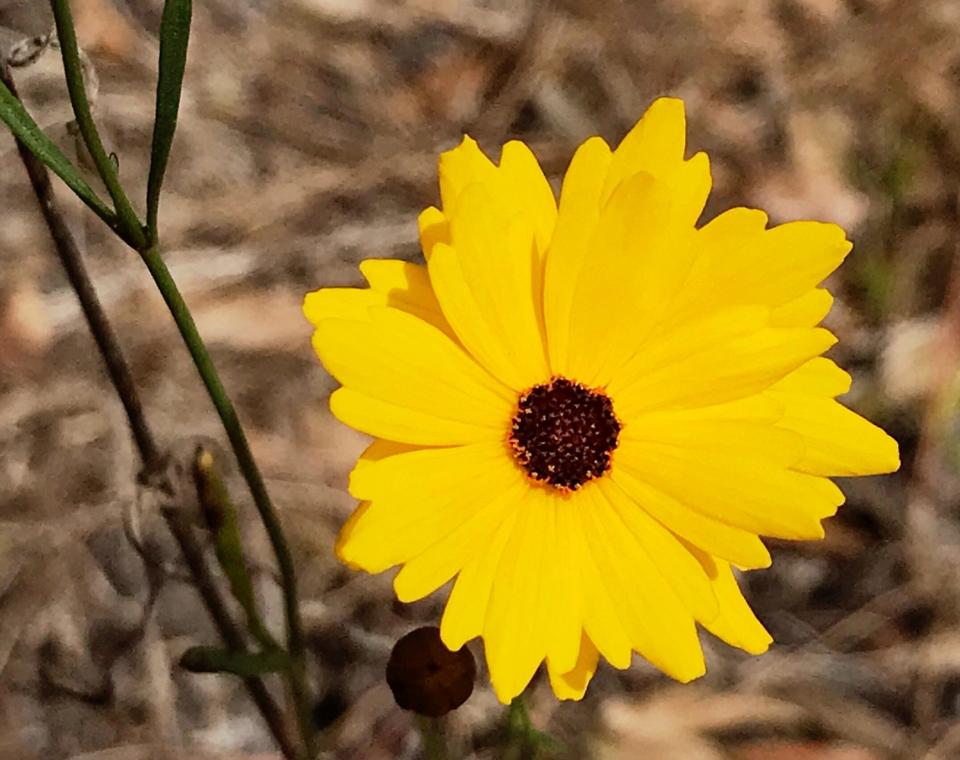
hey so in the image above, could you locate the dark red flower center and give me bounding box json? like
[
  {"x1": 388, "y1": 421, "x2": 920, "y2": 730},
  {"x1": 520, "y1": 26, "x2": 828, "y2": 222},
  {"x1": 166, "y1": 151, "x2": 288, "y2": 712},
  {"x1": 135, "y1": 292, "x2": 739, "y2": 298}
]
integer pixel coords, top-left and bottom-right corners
[{"x1": 509, "y1": 377, "x2": 621, "y2": 492}]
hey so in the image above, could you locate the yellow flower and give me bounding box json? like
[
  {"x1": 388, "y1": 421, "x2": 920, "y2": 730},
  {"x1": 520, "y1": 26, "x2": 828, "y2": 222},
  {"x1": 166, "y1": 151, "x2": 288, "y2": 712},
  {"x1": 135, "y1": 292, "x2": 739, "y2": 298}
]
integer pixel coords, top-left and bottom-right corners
[{"x1": 304, "y1": 98, "x2": 899, "y2": 704}]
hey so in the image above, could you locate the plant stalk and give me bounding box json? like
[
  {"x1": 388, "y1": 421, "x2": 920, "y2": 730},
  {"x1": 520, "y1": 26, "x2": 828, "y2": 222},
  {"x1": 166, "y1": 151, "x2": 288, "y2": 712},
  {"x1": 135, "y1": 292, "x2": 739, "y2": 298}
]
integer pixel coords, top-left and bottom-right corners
[
  {"x1": 1, "y1": 57, "x2": 299, "y2": 760},
  {"x1": 508, "y1": 695, "x2": 533, "y2": 738},
  {"x1": 11, "y1": 10, "x2": 315, "y2": 751},
  {"x1": 138, "y1": 246, "x2": 315, "y2": 757},
  {"x1": 504, "y1": 694, "x2": 552, "y2": 760},
  {"x1": 416, "y1": 716, "x2": 449, "y2": 760}
]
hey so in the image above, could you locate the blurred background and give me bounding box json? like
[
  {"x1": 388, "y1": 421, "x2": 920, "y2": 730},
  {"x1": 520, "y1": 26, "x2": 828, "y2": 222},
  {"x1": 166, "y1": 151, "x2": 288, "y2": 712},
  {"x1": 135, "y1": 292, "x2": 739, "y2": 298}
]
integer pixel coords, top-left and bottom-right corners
[{"x1": 0, "y1": 0, "x2": 954, "y2": 757}]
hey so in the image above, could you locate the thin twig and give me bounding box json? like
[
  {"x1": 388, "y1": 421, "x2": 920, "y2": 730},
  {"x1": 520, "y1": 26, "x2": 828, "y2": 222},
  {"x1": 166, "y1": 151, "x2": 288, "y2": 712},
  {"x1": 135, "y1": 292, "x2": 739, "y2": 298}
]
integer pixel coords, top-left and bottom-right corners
[
  {"x1": 0, "y1": 59, "x2": 299, "y2": 760},
  {"x1": 1, "y1": 61, "x2": 159, "y2": 468}
]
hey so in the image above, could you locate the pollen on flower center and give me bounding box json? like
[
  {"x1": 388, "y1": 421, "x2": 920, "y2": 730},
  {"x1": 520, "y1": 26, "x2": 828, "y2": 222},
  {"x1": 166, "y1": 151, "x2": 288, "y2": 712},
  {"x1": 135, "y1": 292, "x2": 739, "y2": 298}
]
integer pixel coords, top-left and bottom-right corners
[{"x1": 509, "y1": 377, "x2": 621, "y2": 492}]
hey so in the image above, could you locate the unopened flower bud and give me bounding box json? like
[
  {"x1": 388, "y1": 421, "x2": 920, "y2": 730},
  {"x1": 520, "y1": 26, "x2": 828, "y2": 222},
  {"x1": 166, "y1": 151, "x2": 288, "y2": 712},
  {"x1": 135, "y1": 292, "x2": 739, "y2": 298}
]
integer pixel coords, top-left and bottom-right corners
[{"x1": 386, "y1": 626, "x2": 475, "y2": 717}]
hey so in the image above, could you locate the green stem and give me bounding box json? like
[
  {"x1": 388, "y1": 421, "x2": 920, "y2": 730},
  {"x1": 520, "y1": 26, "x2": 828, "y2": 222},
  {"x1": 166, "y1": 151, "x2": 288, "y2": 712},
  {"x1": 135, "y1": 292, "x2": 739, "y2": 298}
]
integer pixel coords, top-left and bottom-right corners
[
  {"x1": 415, "y1": 716, "x2": 448, "y2": 760},
  {"x1": 504, "y1": 695, "x2": 560, "y2": 760},
  {"x1": 5, "y1": 59, "x2": 298, "y2": 751},
  {"x1": 139, "y1": 247, "x2": 315, "y2": 758},
  {"x1": 508, "y1": 695, "x2": 533, "y2": 740},
  {"x1": 49, "y1": 0, "x2": 146, "y2": 249},
  {"x1": 34, "y1": 7, "x2": 311, "y2": 753}
]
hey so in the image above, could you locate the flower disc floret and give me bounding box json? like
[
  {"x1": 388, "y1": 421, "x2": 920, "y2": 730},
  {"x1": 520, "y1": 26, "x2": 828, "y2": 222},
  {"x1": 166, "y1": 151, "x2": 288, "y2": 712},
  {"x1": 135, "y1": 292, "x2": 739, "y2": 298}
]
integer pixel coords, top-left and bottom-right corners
[{"x1": 509, "y1": 377, "x2": 621, "y2": 491}]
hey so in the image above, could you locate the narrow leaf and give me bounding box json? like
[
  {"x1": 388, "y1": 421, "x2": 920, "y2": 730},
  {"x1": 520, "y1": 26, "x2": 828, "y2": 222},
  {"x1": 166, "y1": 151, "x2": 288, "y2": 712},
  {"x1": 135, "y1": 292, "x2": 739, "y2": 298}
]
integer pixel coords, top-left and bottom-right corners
[
  {"x1": 0, "y1": 78, "x2": 114, "y2": 224},
  {"x1": 146, "y1": 0, "x2": 192, "y2": 240},
  {"x1": 180, "y1": 646, "x2": 290, "y2": 678}
]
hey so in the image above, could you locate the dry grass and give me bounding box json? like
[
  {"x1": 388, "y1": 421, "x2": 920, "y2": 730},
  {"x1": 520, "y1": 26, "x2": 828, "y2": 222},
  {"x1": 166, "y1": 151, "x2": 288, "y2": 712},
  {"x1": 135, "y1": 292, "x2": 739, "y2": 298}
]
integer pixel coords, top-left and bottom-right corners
[{"x1": 0, "y1": 0, "x2": 957, "y2": 757}]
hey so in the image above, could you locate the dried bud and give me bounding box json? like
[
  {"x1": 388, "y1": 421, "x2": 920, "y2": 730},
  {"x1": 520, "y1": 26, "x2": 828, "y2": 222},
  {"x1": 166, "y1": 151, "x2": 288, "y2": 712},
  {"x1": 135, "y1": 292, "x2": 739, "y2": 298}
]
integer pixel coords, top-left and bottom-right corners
[{"x1": 386, "y1": 626, "x2": 475, "y2": 718}]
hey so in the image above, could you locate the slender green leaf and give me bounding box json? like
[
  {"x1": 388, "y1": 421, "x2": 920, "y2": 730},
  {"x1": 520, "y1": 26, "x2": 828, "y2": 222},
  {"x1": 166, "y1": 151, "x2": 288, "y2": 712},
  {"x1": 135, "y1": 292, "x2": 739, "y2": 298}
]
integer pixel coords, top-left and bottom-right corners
[
  {"x1": 0, "y1": 78, "x2": 115, "y2": 225},
  {"x1": 147, "y1": 0, "x2": 192, "y2": 241},
  {"x1": 180, "y1": 646, "x2": 290, "y2": 678}
]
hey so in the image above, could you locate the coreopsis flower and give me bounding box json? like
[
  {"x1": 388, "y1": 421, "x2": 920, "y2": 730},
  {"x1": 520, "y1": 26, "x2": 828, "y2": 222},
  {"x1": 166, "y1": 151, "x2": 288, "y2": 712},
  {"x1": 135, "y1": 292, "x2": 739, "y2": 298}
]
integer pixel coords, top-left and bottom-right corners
[{"x1": 304, "y1": 98, "x2": 899, "y2": 704}]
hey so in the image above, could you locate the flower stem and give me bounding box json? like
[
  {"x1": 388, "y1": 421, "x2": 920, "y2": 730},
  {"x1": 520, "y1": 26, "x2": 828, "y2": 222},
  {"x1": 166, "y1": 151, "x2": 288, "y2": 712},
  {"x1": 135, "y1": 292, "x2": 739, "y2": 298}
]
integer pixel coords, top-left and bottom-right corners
[
  {"x1": 11, "y1": 12, "x2": 315, "y2": 755},
  {"x1": 49, "y1": 0, "x2": 146, "y2": 250},
  {"x1": 1, "y1": 58, "x2": 298, "y2": 759},
  {"x1": 503, "y1": 695, "x2": 560, "y2": 759},
  {"x1": 139, "y1": 246, "x2": 315, "y2": 758},
  {"x1": 415, "y1": 716, "x2": 448, "y2": 760},
  {"x1": 508, "y1": 695, "x2": 532, "y2": 735}
]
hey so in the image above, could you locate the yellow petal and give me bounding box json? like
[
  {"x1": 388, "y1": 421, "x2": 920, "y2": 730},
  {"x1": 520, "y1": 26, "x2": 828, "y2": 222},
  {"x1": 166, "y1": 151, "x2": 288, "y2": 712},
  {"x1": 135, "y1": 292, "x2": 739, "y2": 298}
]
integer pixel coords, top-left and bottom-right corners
[
  {"x1": 688, "y1": 548, "x2": 772, "y2": 655},
  {"x1": 358, "y1": 259, "x2": 447, "y2": 326},
  {"x1": 435, "y1": 184, "x2": 550, "y2": 387},
  {"x1": 437, "y1": 135, "x2": 557, "y2": 257},
  {"x1": 569, "y1": 496, "x2": 633, "y2": 671},
  {"x1": 335, "y1": 500, "x2": 372, "y2": 570},
  {"x1": 441, "y1": 508, "x2": 519, "y2": 651},
  {"x1": 627, "y1": 394, "x2": 784, "y2": 424},
  {"x1": 438, "y1": 135, "x2": 499, "y2": 211},
  {"x1": 351, "y1": 438, "x2": 419, "y2": 471},
  {"x1": 621, "y1": 418, "x2": 804, "y2": 465},
  {"x1": 483, "y1": 492, "x2": 557, "y2": 703},
  {"x1": 610, "y1": 305, "x2": 769, "y2": 395},
  {"x1": 499, "y1": 140, "x2": 558, "y2": 255},
  {"x1": 598, "y1": 478, "x2": 718, "y2": 623},
  {"x1": 543, "y1": 496, "x2": 585, "y2": 673},
  {"x1": 548, "y1": 633, "x2": 599, "y2": 701},
  {"x1": 579, "y1": 485, "x2": 706, "y2": 682},
  {"x1": 612, "y1": 323, "x2": 837, "y2": 417},
  {"x1": 304, "y1": 288, "x2": 382, "y2": 325},
  {"x1": 691, "y1": 205, "x2": 768, "y2": 248},
  {"x1": 498, "y1": 142, "x2": 558, "y2": 359},
  {"x1": 393, "y1": 475, "x2": 525, "y2": 602},
  {"x1": 610, "y1": 406, "x2": 808, "y2": 568},
  {"x1": 418, "y1": 206, "x2": 449, "y2": 260},
  {"x1": 770, "y1": 289, "x2": 833, "y2": 327},
  {"x1": 767, "y1": 344, "x2": 898, "y2": 481},
  {"x1": 348, "y1": 441, "x2": 506, "y2": 500},
  {"x1": 335, "y1": 440, "x2": 420, "y2": 569},
  {"x1": 740, "y1": 220, "x2": 853, "y2": 303},
  {"x1": 543, "y1": 136, "x2": 612, "y2": 374},
  {"x1": 678, "y1": 211, "x2": 852, "y2": 319},
  {"x1": 428, "y1": 242, "x2": 537, "y2": 390},
  {"x1": 340, "y1": 442, "x2": 516, "y2": 573},
  {"x1": 774, "y1": 395, "x2": 900, "y2": 476},
  {"x1": 329, "y1": 388, "x2": 495, "y2": 446},
  {"x1": 312, "y1": 306, "x2": 512, "y2": 439},
  {"x1": 769, "y1": 357, "x2": 851, "y2": 397},
  {"x1": 304, "y1": 261, "x2": 454, "y2": 339},
  {"x1": 661, "y1": 150, "x2": 712, "y2": 226},
  {"x1": 565, "y1": 171, "x2": 696, "y2": 385},
  {"x1": 601, "y1": 97, "x2": 687, "y2": 205},
  {"x1": 611, "y1": 463, "x2": 771, "y2": 570},
  {"x1": 617, "y1": 437, "x2": 844, "y2": 540}
]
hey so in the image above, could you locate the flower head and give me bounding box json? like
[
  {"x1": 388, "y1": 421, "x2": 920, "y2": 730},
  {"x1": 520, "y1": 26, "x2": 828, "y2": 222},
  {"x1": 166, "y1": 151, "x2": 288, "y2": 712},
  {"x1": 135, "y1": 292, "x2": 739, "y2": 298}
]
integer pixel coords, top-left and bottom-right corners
[{"x1": 304, "y1": 97, "x2": 899, "y2": 703}]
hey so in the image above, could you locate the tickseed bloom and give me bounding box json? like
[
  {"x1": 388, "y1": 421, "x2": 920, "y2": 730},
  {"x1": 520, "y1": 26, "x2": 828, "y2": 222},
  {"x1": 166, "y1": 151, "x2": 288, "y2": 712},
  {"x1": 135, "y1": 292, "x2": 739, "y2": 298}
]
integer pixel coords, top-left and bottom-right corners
[{"x1": 304, "y1": 98, "x2": 899, "y2": 704}]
